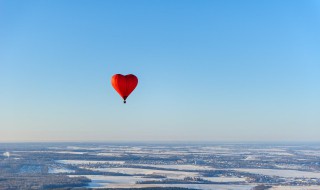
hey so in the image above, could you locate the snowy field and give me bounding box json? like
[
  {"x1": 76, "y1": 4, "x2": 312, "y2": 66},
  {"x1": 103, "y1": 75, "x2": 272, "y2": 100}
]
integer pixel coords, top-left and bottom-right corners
[
  {"x1": 94, "y1": 183, "x2": 254, "y2": 190},
  {"x1": 133, "y1": 164, "x2": 215, "y2": 171},
  {"x1": 4, "y1": 143, "x2": 320, "y2": 189},
  {"x1": 85, "y1": 167, "x2": 199, "y2": 179},
  {"x1": 202, "y1": 177, "x2": 246, "y2": 182},
  {"x1": 69, "y1": 175, "x2": 253, "y2": 189},
  {"x1": 13, "y1": 150, "x2": 87, "y2": 154},
  {"x1": 270, "y1": 186, "x2": 320, "y2": 190},
  {"x1": 96, "y1": 152, "x2": 123, "y2": 157},
  {"x1": 233, "y1": 168, "x2": 320, "y2": 178},
  {"x1": 48, "y1": 167, "x2": 75, "y2": 174},
  {"x1": 57, "y1": 160, "x2": 125, "y2": 165},
  {"x1": 297, "y1": 150, "x2": 320, "y2": 157},
  {"x1": 45, "y1": 143, "x2": 320, "y2": 189}
]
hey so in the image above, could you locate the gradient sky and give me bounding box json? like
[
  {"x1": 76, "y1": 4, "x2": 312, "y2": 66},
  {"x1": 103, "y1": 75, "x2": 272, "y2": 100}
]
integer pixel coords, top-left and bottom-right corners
[{"x1": 1, "y1": 0, "x2": 320, "y2": 142}]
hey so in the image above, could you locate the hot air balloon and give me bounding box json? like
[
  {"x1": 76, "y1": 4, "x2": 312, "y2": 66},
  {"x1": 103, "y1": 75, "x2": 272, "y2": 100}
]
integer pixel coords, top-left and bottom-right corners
[{"x1": 111, "y1": 74, "x2": 138, "y2": 103}]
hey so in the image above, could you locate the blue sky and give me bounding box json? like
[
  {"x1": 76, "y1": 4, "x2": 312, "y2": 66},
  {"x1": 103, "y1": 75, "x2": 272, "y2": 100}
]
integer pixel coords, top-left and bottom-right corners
[{"x1": 1, "y1": 0, "x2": 319, "y2": 142}]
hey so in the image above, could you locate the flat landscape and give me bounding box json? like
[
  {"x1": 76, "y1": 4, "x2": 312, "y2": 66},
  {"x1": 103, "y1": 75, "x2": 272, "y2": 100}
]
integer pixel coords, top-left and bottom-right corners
[{"x1": 1, "y1": 143, "x2": 320, "y2": 189}]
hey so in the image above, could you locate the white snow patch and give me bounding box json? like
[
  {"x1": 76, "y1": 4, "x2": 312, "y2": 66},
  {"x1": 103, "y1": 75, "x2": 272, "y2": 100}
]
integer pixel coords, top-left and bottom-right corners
[
  {"x1": 134, "y1": 164, "x2": 214, "y2": 171},
  {"x1": 270, "y1": 186, "x2": 320, "y2": 190},
  {"x1": 203, "y1": 177, "x2": 246, "y2": 182},
  {"x1": 49, "y1": 167, "x2": 75, "y2": 174},
  {"x1": 3, "y1": 152, "x2": 10, "y2": 157},
  {"x1": 57, "y1": 160, "x2": 125, "y2": 165},
  {"x1": 55, "y1": 151, "x2": 86, "y2": 155},
  {"x1": 232, "y1": 168, "x2": 320, "y2": 178},
  {"x1": 244, "y1": 156, "x2": 256, "y2": 161},
  {"x1": 70, "y1": 175, "x2": 161, "y2": 187},
  {"x1": 298, "y1": 150, "x2": 320, "y2": 157},
  {"x1": 85, "y1": 167, "x2": 199, "y2": 180},
  {"x1": 70, "y1": 175, "x2": 253, "y2": 189},
  {"x1": 96, "y1": 153, "x2": 122, "y2": 157}
]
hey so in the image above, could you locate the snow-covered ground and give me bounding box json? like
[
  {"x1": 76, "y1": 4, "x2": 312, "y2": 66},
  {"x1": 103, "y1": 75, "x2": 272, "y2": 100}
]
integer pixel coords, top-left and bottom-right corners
[
  {"x1": 133, "y1": 164, "x2": 215, "y2": 171},
  {"x1": 275, "y1": 164, "x2": 306, "y2": 170},
  {"x1": 48, "y1": 144, "x2": 320, "y2": 189},
  {"x1": 244, "y1": 148, "x2": 294, "y2": 156},
  {"x1": 57, "y1": 160, "x2": 125, "y2": 165},
  {"x1": 48, "y1": 167, "x2": 75, "y2": 174},
  {"x1": 55, "y1": 151, "x2": 86, "y2": 154},
  {"x1": 266, "y1": 152, "x2": 294, "y2": 156},
  {"x1": 96, "y1": 152, "x2": 122, "y2": 157},
  {"x1": 297, "y1": 150, "x2": 320, "y2": 157},
  {"x1": 126, "y1": 150, "x2": 191, "y2": 155},
  {"x1": 69, "y1": 175, "x2": 253, "y2": 189},
  {"x1": 13, "y1": 150, "x2": 87, "y2": 154},
  {"x1": 270, "y1": 186, "x2": 320, "y2": 190},
  {"x1": 65, "y1": 146, "x2": 105, "y2": 151},
  {"x1": 232, "y1": 168, "x2": 320, "y2": 178},
  {"x1": 69, "y1": 175, "x2": 161, "y2": 187},
  {"x1": 244, "y1": 155, "x2": 256, "y2": 161},
  {"x1": 95, "y1": 183, "x2": 254, "y2": 190},
  {"x1": 84, "y1": 167, "x2": 199, "y2": 179},
  {"x1": 202, "y1": 177, "x2": 246, "y2": 183}
]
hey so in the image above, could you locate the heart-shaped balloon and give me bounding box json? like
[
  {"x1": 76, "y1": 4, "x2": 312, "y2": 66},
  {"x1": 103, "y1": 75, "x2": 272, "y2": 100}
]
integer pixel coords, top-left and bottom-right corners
[{"x1": 111, "y1": 74, "x2": 138, "y2": 103}]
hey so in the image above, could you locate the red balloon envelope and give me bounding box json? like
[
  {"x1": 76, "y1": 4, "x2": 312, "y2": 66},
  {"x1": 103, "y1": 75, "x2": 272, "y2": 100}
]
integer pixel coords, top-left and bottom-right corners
[{"x1": 111, "y1": 74, "x2": 138, "y2": 103}]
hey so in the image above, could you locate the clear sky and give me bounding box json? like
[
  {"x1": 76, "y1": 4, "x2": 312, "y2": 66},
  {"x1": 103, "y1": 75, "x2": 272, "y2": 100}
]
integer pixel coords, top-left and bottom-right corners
[{"x1": 1, "y1": 0, "x2": 319, "y2": 142}]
